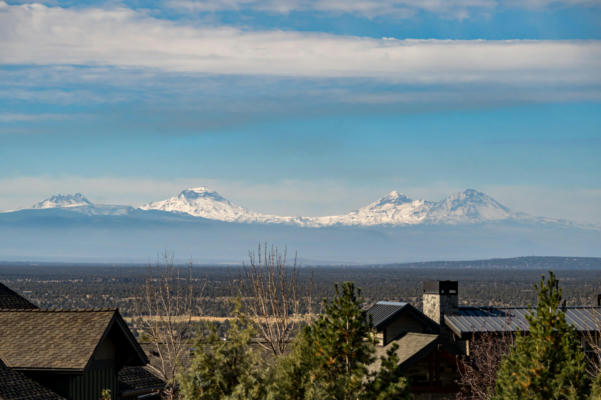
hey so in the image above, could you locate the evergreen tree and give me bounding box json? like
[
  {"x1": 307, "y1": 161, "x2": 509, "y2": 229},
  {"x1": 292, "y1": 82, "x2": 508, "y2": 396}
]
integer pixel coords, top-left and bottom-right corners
[
  {"x1": 494, "y1": 271, "x2": 589, "y2": 400},
  {"x1": 267, "y1": 282, "x2": 411, "y2": 400},
  {"x1": 364, "y1": 343, "x2": 412, "y2": 400},
  {"x1": 178, "y1": 303, "x2": 265, "y2": 400},
  {"x1": 590, "y1": 373, "x2": 601, "y2": 400},
  {"x1": 307, "y1": 282, "x2": 375, "y2": 400},
  {"x1": 266, "y1": 327, "x2": 315, "y2": 400}
]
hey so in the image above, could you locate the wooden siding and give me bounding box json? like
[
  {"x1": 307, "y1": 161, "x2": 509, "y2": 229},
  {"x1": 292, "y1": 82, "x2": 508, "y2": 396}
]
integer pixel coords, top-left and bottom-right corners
[{"x1": 68, "y1": 367, "x2": 118, "y2": 400}]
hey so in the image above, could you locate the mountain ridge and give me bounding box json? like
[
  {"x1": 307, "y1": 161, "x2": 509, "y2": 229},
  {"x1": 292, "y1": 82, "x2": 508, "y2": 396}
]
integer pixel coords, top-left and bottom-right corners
[
  {"x1": 1, "y1": 189, "x2": 599, "y2": 263},
  {"x1": 11, "y1": 186, "x2": 578, "y2": 228},
  {"x1": 138, "y1": 187, "x2": 537, "y2": 227}
]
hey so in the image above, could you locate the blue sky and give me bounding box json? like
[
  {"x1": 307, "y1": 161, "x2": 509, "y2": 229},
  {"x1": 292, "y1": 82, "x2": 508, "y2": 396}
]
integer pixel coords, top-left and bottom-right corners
[{"x1": 1, "y1": 0, "x2": 600, "y2": 223}]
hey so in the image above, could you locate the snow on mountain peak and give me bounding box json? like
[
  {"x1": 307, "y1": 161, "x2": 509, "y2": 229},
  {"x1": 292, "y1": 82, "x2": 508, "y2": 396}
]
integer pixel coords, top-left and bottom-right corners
[
  {"x1": 32, "y1": 193, "x2": 92, "y2": 209},
  {"x1": 141, "y1": 186, "x2": 257, "y2": 222},
  {"x1": 139, "y1": 186, "x2": 517, "y2": 226},
  {"x1": 179, "y1": 187, "x2": 228, "y2": 202},
  {"x1": 425, "y1": 189, "x2": 511, "y2": 223},
  {"x1": 377, "y1": 190, "x2": 413, "y2": 205}
]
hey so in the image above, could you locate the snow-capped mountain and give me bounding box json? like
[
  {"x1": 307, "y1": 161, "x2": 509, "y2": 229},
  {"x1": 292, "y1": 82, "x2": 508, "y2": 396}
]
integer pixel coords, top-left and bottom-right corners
[
  {"x1": 32, "y1": 193, "x2": 92, "y2": 209},
  {"x1": 139, "y1": 187, "x2": 521, "y2": 226},
  {"x1": 139, "y1": 187, "x2": 287, "y2": 224},
  {"x1": 313, "y1": 191, "x2": 433, "y2": 226},
  {"x1": 30, "y1": 194, "x2": 132, "y2": 216},
  {"x1": 423, "y1": 189, "x2": 512, "y2": 224},
  {"x1": 3, "y1": 187, "x2": 599, "y2": 263}
]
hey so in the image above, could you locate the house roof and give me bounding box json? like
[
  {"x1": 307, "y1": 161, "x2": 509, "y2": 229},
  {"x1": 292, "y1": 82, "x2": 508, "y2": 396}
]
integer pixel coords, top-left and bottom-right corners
[
  {"x1": 0, "y1": 283, "x2": 37, "y2": 310},
  {"x1": 445, "y1": 306, "x2": 601, "y2": 338},
  {"x1": 119, "y1": 366, "x2": 164, "y2": 396},
  {"x1": 370, "y1": 333, "x2": 439, "y2": 373},
  {"x1": 368, "y1": 301, "x2": 408, "y2": 328},
  {"x1": 0, "y1": 309, "x2": 148, "y2": 371},
  {"x1": 0, "y1": 360, "x2": 65, "y2": 400},
  {"x1": 367, "y1": 301, "x2": 439, "y2": 332}
]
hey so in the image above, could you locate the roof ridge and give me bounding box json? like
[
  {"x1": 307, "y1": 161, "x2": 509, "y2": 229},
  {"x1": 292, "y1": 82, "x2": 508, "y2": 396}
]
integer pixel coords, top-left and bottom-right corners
[
  {"x1": 376, "y1": 301, "x2": 407, "y2": 306},
  {"x1": 459, "y1": 305, "x2": 601, "y2": 310},
  {"x1": 0, "y1": 308, "x2": 117, "y2": 312}
]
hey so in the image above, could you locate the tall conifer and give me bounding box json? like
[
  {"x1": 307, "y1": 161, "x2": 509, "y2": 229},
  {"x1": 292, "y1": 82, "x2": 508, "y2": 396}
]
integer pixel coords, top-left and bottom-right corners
[{"x1": 494, "y1": 271, "x2": 589, "y2": 400}]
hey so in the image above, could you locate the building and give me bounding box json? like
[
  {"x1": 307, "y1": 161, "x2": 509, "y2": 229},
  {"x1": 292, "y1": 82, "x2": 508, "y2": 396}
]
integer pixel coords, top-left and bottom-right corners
[
  {"x1": 0, "y1": 282, "x2": 164, "y2": 400},
  {"x1": 366, "y1": 279, "x2": 601, "y2": 400}
]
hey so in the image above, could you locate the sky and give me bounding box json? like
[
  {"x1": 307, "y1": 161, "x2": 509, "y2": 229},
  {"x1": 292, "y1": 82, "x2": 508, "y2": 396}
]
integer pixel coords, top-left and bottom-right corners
[{"x1": 0, "y1": 0, "x2": 600, "y2": 224}]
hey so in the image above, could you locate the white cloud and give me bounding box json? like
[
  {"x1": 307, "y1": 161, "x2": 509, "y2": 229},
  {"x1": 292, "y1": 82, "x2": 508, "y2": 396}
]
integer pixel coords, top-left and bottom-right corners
[
  {"x1": 1, "y1": 2, "x2": 600, "y2": 84},
  {"x1": 166, "y1": 0, "x2": 601, "y2": 19},
  {"x1": 166, "y1": 0, "x2": 495, "y2": 19},
  {"x1": 0, "y1": 113, "x2": 69, "y2": 122}
]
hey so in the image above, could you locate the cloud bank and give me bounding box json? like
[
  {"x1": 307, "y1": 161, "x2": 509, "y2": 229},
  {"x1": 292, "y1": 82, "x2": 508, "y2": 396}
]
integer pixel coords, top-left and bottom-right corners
[
  {"x1": 1, "y1": 2, "x2": 600, "y2": 84},
  {"x1": 168, "y1": 0, "x2": 601, "y2": 19}
]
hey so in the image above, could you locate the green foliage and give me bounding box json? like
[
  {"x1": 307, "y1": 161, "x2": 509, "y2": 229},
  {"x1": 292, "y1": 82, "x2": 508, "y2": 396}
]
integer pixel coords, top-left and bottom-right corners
[
  {"x1": 266, "y1": 327, "x2": 315, "y2": 400},
  {"x1": 494, "y1": 271, "x2": 589, "y2": 400},
  {"x1": 307, "y1": 282, "x2": 376, "y2": 399},
  {"x1": 364, "y1": 343, "x2": 412, "y2": 400},
  {"x1": 591, "y1": 373, "x2": 601, "y2": 400},
  {"x1": 177, "y1": 303, "x2": 265, "y2": 400},
  {"x1": 267, "y1": 282, "x2": 411, "y2": 400},
  {"x1": 100, "y1": 389, "x2": 111, "y2": 400}
]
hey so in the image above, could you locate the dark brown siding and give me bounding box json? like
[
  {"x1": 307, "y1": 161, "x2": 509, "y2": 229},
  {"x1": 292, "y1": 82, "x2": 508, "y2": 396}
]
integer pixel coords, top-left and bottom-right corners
[{"x1": 68, "y1": 367, "x2": 118, "y2": 400}]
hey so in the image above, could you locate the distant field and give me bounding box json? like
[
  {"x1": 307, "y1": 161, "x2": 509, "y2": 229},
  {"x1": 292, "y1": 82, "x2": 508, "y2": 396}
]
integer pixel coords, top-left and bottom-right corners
[{"x1": 1, "y1": 256, "x2": 600, "y2": 319}]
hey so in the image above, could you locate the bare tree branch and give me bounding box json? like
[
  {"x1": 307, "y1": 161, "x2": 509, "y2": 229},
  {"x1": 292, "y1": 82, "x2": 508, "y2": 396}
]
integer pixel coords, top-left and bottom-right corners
[
  {"x1": 238, "y1": 243, "x2": 313, "y2": 356},
  {"x1": 456, "y1": 330, "x2": 514, "y2": 400},
  {"x1": 133, "y1": 252, "x2": 204, "y2": 400}
]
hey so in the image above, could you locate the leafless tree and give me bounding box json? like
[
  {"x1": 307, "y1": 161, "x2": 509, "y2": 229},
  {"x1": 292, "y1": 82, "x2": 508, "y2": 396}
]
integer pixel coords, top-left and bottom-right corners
[
  {"x1": 134, "y1": 252, "x2": 203, "y2": 400},
  {"x1": 456, "y1": 330, "x2": 514, "y2": 400},
  {"x1": 239, "y1": 243, "x2": 312, "y2": 356}
]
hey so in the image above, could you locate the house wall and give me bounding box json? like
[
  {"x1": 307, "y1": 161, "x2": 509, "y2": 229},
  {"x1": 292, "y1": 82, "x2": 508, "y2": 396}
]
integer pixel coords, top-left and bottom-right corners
[
  {"x1": 404, "y1": 352, "x2": 458, "y2": 400},
  {"x1": 384, "y1": 314, "x2": 426, "y2": 344},
  {"x1": 68, "y1": 367, "x2": 118, "y2": 400},
  {"x1": 23, "y1": 368, "x2": 118, "y2": 400}
]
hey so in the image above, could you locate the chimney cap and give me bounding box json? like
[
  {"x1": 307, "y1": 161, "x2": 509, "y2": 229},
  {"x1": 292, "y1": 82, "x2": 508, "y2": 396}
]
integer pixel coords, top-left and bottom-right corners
[{"x1": 423, "y1": 280, "x2": 458, "y2": 295}]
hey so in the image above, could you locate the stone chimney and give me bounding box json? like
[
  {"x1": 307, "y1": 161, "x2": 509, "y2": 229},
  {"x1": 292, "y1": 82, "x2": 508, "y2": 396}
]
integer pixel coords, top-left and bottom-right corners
[{"x1": 422, "y1": 280, "x2": 458, "y2": 325}]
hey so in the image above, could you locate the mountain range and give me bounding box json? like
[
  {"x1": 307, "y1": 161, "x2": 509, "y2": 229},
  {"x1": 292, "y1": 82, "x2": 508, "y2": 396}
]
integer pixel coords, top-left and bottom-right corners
[
  {"x1": 0, "y1": 187, "x2": 599, "y2": 263},
  {"x1": 22, "y1": 187, "x2": 551, "y2": 227}
]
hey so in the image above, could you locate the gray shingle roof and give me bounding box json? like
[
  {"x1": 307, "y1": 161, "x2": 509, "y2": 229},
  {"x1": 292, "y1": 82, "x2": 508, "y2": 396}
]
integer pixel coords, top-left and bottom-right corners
[
  {"x1": 0, "y1": 309, "x2": 147, "y2": 371},
  {"x1": 445, "y1": 306, "x2": 601, "y2": 338},
  {"x1": 0, "y1": 283, "x2": 37, "y2": 310},
  {"x1": 0, "y1": 309, "x2": 116, "y2": 371},
  {"x1": 370, "y1": 333, "x2": 439, "y2": 373},
  {"x1": 367, "y1": 301, "x2": 408, "y2": 328},
  {"x1": 119, "y1": 366, "x2": 164, "y2": 396},
  {"x1": 0, "y1": 360, "x2": 65, "y2": 400}
]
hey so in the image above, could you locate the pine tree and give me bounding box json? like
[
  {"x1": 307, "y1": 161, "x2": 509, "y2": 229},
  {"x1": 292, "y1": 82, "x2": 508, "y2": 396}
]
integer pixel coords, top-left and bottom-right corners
[
  {"x1": 494, "y1": 271, "x2": 589, "y2": 400},
  {"x1": 590, "y1": 373, "x2": 601, "y2": 400},
  {"x1": 307, "y1": 282, "x2": 375, "y2": 400},
  {"x1": 177, "y1": 302, "x2": 266, "y2": 400},
  {"x1": 267, "y1": 282, "x2": 411, "y2": 400},
  {"x1": 364, "y1": 343, "x2": 412, "y2": 400},
  {"x1": 266, "y1": 327, "x2": 316, "y2": 400}
]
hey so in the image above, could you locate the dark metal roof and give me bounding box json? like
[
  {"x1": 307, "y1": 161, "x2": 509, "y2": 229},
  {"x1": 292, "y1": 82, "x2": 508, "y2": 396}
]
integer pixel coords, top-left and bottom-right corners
[
  {"x1": 445, "y1": 306, "x2": 601, "y2": 338},
  {"x1": 0, "y1": 283, "x2": 37, "y2": 310},
  {"x1": 367, "y1": 301, "x2": 408, "y2": 328}
]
